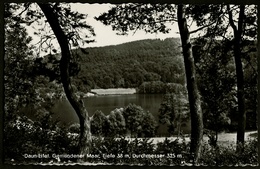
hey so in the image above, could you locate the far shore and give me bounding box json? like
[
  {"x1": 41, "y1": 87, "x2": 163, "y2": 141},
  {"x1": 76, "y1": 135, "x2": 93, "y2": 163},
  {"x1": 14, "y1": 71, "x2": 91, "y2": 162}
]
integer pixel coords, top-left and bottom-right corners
[{"x1": 82, "y1": 88, "x2": 137, "y2": 97}]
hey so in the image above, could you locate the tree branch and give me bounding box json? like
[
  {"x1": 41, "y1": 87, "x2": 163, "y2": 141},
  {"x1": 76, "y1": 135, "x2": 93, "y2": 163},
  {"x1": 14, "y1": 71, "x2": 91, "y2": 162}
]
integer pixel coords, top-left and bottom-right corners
[
  {"x1": 14, "y1": 3, "x2": 31, "y2": 18},
  {"x1": 227, "y1": 5, "x2": 238, "y2": 34},
  {"x1": 189, "y1": 21, "x2": 216, "y2": 34},
  {"x1": 237, "y1": 5, "x2": 245, "y2": 35}
]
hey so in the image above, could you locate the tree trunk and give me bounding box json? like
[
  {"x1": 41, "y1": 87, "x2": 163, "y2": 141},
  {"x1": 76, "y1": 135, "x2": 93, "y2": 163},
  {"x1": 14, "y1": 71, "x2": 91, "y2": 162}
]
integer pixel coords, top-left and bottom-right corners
[
  {"x1": 37, "y1": 3, "x2": 91, "y2": 161},
  {"x1": 227, "y1": 5, "x2": 246, "y2": 144},
  {"x1": 177, "y1": 4, "x2": 203, "y2": 164}
]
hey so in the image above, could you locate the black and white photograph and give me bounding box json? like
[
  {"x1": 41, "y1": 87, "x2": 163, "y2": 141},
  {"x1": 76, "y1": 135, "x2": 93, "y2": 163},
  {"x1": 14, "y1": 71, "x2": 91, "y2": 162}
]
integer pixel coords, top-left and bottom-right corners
[{"x1": 3, "y1": 1, "x2": 258, "y2": 166}]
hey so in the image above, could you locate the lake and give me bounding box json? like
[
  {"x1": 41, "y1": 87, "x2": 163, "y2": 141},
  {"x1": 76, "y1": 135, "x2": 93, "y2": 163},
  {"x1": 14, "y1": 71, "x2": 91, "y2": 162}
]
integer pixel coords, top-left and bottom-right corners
[
  {"x1": 51, "y1": 94, "x2": 191, "y2": 136},
  {"x1": 52, "y1": 94, "x2": 164, "y2": 123}
]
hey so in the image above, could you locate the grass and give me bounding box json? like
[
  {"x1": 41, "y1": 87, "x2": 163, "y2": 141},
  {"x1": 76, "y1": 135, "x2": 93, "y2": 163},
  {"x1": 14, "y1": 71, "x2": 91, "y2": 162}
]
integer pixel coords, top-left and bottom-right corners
[{"x1": 91, "y1": 88, "x2": 136, "y2": 95}]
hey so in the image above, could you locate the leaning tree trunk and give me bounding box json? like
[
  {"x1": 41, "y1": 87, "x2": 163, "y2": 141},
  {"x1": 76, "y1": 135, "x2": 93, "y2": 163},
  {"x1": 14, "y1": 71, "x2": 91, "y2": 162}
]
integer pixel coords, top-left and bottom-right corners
[
  {"x1": 38, "y1": 3, "x2": 91, "y2": 161},
  {"x1": 227, "y1": 5, "x2": 246, "y2": 144},
  {"x1": 177, "y1": 4, "x2": 203, "y2": 164}
]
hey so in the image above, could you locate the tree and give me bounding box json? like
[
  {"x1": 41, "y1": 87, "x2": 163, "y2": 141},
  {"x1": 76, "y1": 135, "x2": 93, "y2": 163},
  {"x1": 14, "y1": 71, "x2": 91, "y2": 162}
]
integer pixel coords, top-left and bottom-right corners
[
  {"x1": 36, "y1": 3, "x2": 94, "y2": 160},
  {"x1": 141, "y1": 111, "x2": 158, "y2": 137},
  {"x1": 193, "y1": 38, "x2": 235, "y2": 147},
  {"x1": 5, "y1": 2, "x2": 96, "y2": 160},
  {"x1": 187, "y1": 4, "x2": 257, "y2": 144},
  {"x1": 4, "y1": 4, "x2": 83, "y2": 162},
  {"x1": 121, "y1": 104, "x2": 157, "y2": 137},
  {"x1": 107, "y1": 108, "x2": 126, "y2": 137},
  {"x1": 96, "y1": 3, "x2": 204, "y2": 162},
  {"x1": 122, "y1": 104, "x2": 145, "y2": 137},
  {"x1": 177, "y1": 5, "x2": 203, "y2": 162},
  {"x1": 5, "y1": 2, "x2": 95, "y2": 160},
  {"x1": 227, "y1": 5, "x2": 246, "y2": 144},
  {"x1": 4, "y1": 11, "x2": 37, "y2": 161},
  {"x1": 90, "y1": 110, "x2": 109, "y2": 137},
  {"x1": 4, "y1": 14, "x2": 35, "y2": 117},
  {"x1": 159, "y1": 94, "x2": 177, "y2": 136},
  {"x1": 159, "y1": 87, "x2": 189, "y2": 137}
]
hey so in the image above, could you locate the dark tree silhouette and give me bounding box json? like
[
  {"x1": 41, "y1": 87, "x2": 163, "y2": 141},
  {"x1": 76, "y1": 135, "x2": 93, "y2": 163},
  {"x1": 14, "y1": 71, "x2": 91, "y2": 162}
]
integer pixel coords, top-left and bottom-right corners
[
  {"x1": 177, "y1": 5, "x2": 203, "y2": 162},
  {"x1": 37, "y1": 3, "x2": 91, "y2": 161}
]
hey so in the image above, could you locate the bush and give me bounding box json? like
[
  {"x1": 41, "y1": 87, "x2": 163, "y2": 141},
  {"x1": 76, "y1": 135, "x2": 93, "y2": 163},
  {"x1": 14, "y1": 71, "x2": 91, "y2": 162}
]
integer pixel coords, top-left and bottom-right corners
[
  {"x1": 4, "y1": 112, "x2": 78, "y2": 164},
  {"x1": 123, "y1": 104, "x2": 158, "y2": 137},
  {"x1": 89, "y1": 137, "x2": 257, "y2": 166},
  {"x1": 199, "y1": 138, "x2": 258, "y2": 166},
  {"x1": 90, "y1": 110, "x2": 109, "y2": 137},
  {"x1": 107, "y1": 108, "x2": 126, "y2": 137},
  {"x1": 89, "y1": 137, "x2": 189, "y2": 165}
]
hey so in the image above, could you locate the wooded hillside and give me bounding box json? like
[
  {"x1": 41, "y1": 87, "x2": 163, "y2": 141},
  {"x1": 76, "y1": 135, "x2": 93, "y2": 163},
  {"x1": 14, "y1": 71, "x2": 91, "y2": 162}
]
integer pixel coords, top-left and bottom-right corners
[{"x1": 71, "y1": 38, "x2": 185, "y2": 91}]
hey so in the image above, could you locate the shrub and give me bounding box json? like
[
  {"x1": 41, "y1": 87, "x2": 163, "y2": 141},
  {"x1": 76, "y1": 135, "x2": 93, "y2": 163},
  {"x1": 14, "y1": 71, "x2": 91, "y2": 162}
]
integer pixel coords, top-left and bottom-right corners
[
  {"x1": 199, "y1": 138, "x2": 258, "y2": 166},
  {"x1": 107, "y1": 108, "x2": 126, "y2": 137},
  {"x1": 89, "y1": 137, "x2": 189, "y2": 165},
  {"x1": 91, "y1": 110, "x2": 110, "y2": 137},
  {"x1": 4, "y1": 112, "x2": 78, "y2": 164},
  {"x1": 89, "y1": 137, "x2": 257, "y2": 166}
]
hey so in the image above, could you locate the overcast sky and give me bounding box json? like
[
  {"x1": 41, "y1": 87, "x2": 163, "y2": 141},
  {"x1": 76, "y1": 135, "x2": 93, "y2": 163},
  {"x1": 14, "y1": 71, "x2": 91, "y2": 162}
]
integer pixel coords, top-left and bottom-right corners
[
  {"x1": 69, "y1": 3, "x2": 180, "y2": 47},
  {"x1": 25, "y1": 3, "x2": 244, "y2": 53},
  {"x1": 26, "y1": 3, "x2": 187, "y2": 56}
]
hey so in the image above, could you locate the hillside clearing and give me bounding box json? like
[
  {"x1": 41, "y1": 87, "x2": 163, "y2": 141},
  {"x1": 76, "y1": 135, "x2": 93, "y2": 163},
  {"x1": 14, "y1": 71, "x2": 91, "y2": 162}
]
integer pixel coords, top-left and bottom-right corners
[{"x1": 91, "y1": 88, "x2": 136, "y2": 95}]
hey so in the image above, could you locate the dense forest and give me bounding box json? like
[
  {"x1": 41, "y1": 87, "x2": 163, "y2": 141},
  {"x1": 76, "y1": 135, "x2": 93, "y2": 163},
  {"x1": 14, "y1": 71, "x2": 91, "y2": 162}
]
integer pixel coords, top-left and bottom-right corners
[
  {"x1": 36, "y1": 38, "x2": 185, "y2": 92},
  {"x1": 77, "y1": 38, "x2": 185, "y2": 90}
]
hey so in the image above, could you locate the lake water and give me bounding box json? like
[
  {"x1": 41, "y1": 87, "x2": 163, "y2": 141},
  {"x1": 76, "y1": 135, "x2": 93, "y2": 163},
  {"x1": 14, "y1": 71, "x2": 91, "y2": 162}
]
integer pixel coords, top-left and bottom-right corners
[
  {"x1": 52, "y1": 94, "x2": 191, "y2": 136},
  {"x1": 52, "y1": 94, "x2": 164, "y2": 124}
]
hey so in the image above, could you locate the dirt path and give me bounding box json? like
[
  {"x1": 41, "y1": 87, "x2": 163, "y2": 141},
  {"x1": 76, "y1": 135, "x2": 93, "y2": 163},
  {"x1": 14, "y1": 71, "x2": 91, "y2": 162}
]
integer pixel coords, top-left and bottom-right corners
[{"x1": 128, "y1": 131, "x2": 257, "y2": 145}]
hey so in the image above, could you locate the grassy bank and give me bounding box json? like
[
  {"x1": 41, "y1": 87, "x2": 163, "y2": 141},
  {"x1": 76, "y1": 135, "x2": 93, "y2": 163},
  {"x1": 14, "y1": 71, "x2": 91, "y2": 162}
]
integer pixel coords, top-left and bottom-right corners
[{"x1": 90, "y1": 88, "x2": 136, "y2": 95}]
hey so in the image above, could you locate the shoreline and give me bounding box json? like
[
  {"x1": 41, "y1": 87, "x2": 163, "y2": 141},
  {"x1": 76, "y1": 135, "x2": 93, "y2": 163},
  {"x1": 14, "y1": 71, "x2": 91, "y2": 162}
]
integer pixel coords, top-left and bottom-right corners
[{"x1": 82, "y1": 88, "x2": 137, "y2": 97}]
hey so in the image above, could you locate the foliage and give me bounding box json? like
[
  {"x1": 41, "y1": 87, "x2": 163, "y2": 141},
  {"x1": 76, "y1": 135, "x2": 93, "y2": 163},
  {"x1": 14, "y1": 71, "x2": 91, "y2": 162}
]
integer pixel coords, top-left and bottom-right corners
[
  {"x1": 34, "y1": 37, "x2": 185, "y2": 91},
  {"x1": 158, "y1": 91, "x2": 189, "y2": 136},
  {"x1": 193, "y1": 36, "x2": 257, "y2": 134},
  {"x1": 107, "y1": 108, "x2": 126, "y2": 137},
  {"x1": 29, "y1": 2, "x2": 96, "y2": 157},
  {"x1": 4, "y1": 4, "x2": 77, "y2": 162},
  {"x1": 90, "y1": 137, "x2": 189, "y2": 165},
  {"x1": 4, "y1": 112, "x2": 78, "y2": 163},
  {"x1": 90, "y1": 136, "x2": 257, "y2": 166},
  {"x1": 242, "y1": 41, "x2": 257, "y2": 130},
  {"x1": 138, "y1": 81, "x2": 166, "y2": 94},
  {"x1": 4, "y1": 14, "x2": 36, "y2": 115},
  {"x1": 90, "y1": 110, "x2": 109, "y2": 137},
  {"x1": 193, "y1": 38, "x2": 236, "y2": 144},
  {"x1": 4, "y1": 110, "x2": 257, "y2": 166},
  {"x1": 137, "y1": 81, "x2": 187, "y2": 94},
  {"x1": 142, "y1": 111, "x2": 158, "y2": 137},
  {"x1": 199, "y1": 138, "x2": 258, "y2": 166},
  {"x1": 188, "y1": 4, "x2": 257, "y2": 144},
  {"x1": 96, "y1": 4, "x2": 176, "y2": 35},
  {"x1": 122, "y1": 104, "x2": 157, "y2": 137},
  {"x1": 5, "y1": 2, "x2": 95, "y2": 54},
  {"x1": 71, "y1": 104, "x2": 157, "y2": 138},
  {"x1": 158, "y1": 94, "x2": 176, "y2": 136},
  {"x1": 72, "y1": 38, "x2": 184, "y2": 91}
]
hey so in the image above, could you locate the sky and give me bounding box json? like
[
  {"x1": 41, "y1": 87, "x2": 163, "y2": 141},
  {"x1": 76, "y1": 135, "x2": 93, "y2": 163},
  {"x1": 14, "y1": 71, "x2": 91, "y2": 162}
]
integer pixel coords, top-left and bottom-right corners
[
  {"x1": 27, "y1": 3, "x2": 181, "y2": 52},
  {"x1": 69, "y1": 3, "x2": 180, "y2": 47},
  {"x1": 22, "y1": 3, "x2": 250, "y2": 55}
]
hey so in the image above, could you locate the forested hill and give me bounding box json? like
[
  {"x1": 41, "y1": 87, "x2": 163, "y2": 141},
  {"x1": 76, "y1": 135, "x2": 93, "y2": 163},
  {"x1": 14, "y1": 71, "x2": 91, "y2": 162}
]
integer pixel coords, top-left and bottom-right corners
[{"x1": 72, "y1": 37, "x2": 185, "y2": 92}]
